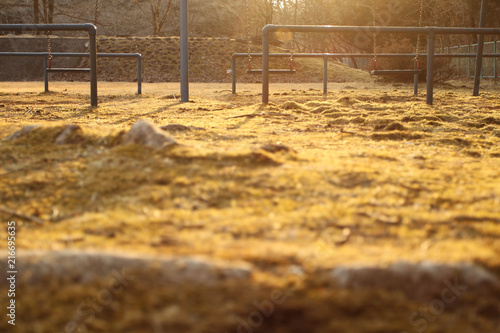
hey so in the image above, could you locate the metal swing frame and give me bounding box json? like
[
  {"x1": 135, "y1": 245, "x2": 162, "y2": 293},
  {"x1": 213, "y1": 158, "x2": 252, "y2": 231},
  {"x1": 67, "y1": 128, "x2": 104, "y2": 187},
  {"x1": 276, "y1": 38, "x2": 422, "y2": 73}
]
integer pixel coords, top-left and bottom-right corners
[{"x1": 261, "y1": 25, "x2": 500, "y2": 105}]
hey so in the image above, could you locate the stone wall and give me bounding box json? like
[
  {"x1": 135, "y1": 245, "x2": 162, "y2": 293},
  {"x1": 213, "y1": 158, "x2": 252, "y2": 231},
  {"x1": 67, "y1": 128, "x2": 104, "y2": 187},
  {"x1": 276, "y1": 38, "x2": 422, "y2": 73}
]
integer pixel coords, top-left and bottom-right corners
[
  {"x1": 0, "y1": 36, "x2": 327, "y2": 83},
  {"x1": 95, "y1": 36, "x2": 238, "y2": 83}
]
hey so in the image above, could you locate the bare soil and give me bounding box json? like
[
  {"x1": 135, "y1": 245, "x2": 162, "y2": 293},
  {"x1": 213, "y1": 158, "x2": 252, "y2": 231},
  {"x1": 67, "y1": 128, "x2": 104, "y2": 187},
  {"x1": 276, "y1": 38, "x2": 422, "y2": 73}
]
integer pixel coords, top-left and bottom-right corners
[{"x1": 0, "y1": 80, "x2": 499, "y2": 333}]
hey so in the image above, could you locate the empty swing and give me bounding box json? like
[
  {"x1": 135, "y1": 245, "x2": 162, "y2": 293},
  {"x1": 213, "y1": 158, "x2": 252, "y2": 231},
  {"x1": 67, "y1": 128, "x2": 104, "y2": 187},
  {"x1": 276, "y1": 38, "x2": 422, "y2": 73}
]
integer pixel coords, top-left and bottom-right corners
[
  {"x1": 244, "y1": 0, "x2": 296, "y2": 75},
  {"x1": 370, "y1": 0, "x2": 424, "y2": 77},
  {"x1": 44, "y1": 0, "x2": 99, "y2": 75}
]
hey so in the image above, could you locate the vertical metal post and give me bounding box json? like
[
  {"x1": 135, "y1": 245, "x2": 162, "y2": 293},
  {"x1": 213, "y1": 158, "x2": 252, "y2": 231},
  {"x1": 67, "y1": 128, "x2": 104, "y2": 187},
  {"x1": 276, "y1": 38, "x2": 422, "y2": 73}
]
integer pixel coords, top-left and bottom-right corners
[
  {"x1": 262, "y1": 27, "x2": 270, "y2": 104},
  {"x1": 495, "y1": 40, "x2": 498, "y2": 79},
  {"x1": 137, "y1": 54, "x2": 142, "y2": 94},
  {"x1": 232, "y1": 56, "x2": 236, "y2": 94},
  {"x1": 44, "y1": 54, "x2": 49, "y2": 92},
  {"x1": 494, "y1": 39, "x2": 497, "y2": 79},
  {"x1": 414, "y1": 73, "x2": 418, "y2": 95},
  {"x1": 323, "y1": 56, "x2": 328, "y2": 95},
  {"x1": 89, "y1": 28, "x2": 98, "y2": 107},
  {"x1": 473, "y1": 0, "x2": 488, "y2": 96},
  {"x1": 467, "y1": 45, "x2": 471, "y2": 78},
  {"x1": 180, "y1": 0, "x2": 189, "y2": 102},
  {"x1": 426, "y1": 32, "x2": 435, "y2": 105},
  {"x1": 414, "y1": 55, "x2": 419, "y2": 95}
]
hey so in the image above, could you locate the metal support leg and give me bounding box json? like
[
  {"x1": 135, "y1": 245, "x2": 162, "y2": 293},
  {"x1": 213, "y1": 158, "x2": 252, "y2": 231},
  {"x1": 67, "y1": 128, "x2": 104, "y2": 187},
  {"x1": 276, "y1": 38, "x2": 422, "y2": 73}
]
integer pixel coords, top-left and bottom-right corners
[
  {"x1": 180, "y1": 0, "x2": 189, "y2": 103},
  {"x1": 232, "y1": 57, "x2": 236, "y2": 94},
  {"x1": 414, "y1": 57, "x2": 419, "y2": 95},
  {"x1": 89, "y1": 31, "x2": 98, "y2": 107},
  {"x1": 426, "y1": 33, "x2": 435, "y2": 105},
  {"x1": 495, "y1": 40, "x2": 497, "y2": 79},
  {"x1": 44, "y1": 55, "x2": 49, "y2": 92},
  {"x1": 137, "y1": 55, "x2": 142, "y2": 94},
  {"x1": 262, "y1": 30, "x2": 270, "y2": 104},
  {"x1": 473, "y1": 0, "x2": 488, "y2": 96},
  {"x1": 323, "y1": 57, "x2": 328, "y2": 95}
]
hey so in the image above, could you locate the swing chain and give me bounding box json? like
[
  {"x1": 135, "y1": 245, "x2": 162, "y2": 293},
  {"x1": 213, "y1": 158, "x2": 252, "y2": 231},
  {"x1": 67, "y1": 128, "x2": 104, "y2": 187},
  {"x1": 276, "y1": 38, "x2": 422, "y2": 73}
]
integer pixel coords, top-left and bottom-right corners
[
  {"x1": 94, "y1": 0, "x2": 100, "y2": 26},
  {"x1": 372, "y1": 5, "x2": 377, "y2": 69},
  {"x1": 289, "y1": 0, "x2": 297, "y2": 70},
  {"x1": 245, "y1": 0, "x2": 252, "y2": 68},
  {"x1": 414, "y1": 0, "x2": 424, "y2": 64},
  {"x1": 44, "y1": 0, "x2": 52, "y2": 68}
]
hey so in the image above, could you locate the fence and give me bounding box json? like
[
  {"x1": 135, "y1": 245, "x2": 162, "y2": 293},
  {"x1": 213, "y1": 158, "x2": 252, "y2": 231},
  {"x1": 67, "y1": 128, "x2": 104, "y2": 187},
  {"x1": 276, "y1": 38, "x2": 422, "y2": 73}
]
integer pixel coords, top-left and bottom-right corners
[{"x1": 441, "y1": 41, "x2": 498, "y2": 78}]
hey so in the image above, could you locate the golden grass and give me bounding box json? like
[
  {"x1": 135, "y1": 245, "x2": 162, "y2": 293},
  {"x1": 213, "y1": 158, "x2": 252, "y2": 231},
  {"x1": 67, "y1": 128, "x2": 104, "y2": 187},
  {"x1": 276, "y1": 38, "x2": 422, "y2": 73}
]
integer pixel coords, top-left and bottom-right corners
[{"x1": 0, "y1": 80, "x2": 499, "y2": 332}]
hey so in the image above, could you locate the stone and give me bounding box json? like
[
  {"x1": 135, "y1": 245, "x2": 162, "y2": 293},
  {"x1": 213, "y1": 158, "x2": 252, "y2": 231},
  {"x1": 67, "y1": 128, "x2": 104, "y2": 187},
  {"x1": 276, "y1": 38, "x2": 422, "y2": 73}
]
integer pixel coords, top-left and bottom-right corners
[
  {"x1": 122, "y1": 120, "x2": 177, "y2": 149},
  {"x1": 5, "y1": 250, "x2": 253, "y2": 286},
  {"x1": 54, "y1": 124, "x2": 83, "y2": 145},
  {"x1": 4, "y1": 125, "x2": 40, "y2": 141},
  {"x1": 327, "y1": 261, "x2": 499, "y2": 301}
]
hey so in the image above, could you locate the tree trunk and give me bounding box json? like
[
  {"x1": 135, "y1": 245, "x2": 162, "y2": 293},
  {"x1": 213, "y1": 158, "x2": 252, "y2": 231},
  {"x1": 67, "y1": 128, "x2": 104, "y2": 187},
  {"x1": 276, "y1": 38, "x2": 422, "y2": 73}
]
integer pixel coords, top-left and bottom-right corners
[
  {"x1": 34, "y1": 0, "x2": 40, "y2": 24},
  {"x1": 48, "y1": 0, "x2": 54, "y2": 24}
]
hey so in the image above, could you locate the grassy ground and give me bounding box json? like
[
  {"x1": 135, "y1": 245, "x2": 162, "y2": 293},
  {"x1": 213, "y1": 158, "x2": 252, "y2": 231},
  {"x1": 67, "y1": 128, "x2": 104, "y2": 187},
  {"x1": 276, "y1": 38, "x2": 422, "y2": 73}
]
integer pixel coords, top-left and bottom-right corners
[{"x1": 0, "y1": 80, "x2": 499, "y2": 332}]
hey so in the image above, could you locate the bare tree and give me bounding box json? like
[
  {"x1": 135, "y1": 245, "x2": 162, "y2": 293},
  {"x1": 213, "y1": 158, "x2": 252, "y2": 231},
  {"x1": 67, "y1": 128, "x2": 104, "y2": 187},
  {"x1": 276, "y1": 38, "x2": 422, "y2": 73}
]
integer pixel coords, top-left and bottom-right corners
[
  {"x1": 133, "y1": 0, "x2": 173, "y2": 36},
  {"x1": 33, "y1": 0, "x2": 39, "y2": 23}
]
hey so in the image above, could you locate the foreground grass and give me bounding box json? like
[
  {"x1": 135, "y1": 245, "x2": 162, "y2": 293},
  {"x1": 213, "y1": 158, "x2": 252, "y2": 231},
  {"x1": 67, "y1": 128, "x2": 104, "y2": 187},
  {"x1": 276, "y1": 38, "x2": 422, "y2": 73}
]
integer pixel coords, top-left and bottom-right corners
[{"x1": 0, "y1": 81, "x2": 499, "y2": 332}]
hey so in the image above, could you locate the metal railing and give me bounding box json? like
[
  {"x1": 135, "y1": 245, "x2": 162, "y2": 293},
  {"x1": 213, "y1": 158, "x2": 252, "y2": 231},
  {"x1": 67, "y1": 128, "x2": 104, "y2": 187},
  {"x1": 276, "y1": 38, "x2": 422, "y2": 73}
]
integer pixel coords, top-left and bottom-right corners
[
  {"x1": 0, "y1": 52, "x2": 142, "y2": 94},
  {"x1": 261, "y1": 25, "x2": 500, "y2": 105},
  {"x1": 0, "y1": 24, "x2": 98, "y2": 106},
  {"x1": 232, "y1": 52, "x2": 500, "y2": 96}
]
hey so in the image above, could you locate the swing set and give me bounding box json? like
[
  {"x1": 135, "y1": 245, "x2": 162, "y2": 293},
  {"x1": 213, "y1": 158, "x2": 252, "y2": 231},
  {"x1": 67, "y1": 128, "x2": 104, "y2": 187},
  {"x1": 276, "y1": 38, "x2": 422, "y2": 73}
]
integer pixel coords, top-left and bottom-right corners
[
  {"x1": 44, "y1": 0, "x2": 99, "y2": 74},
  {"x1": 370, "y1": 0, "x2": 424, "y2": 79},
  {"x1": 243, "y1": 0, "x2": 296, "y2": 75}
]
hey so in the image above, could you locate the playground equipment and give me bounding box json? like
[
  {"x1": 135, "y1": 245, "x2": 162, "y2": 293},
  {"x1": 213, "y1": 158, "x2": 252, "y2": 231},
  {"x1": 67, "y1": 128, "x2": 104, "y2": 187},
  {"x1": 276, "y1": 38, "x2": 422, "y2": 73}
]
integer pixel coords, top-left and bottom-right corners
[
  {"x1": 243, "y1": 0, "x2": 296, "y2": 75},
  {"x1": 0, "y1": 23, "x2": 145, "y2": 106},
  {"x1": 231, "y1": 52, "x2": 500, "y2": 95},
  {"x1": 370, "y1": 0, "x2": 424, "y2": 92},
  {"x1": 0, "y1": 23, "x2": 98, "y2": 106},
  {"x1": 0, "y1": 2, "x2": 142, "y2": 107},
  {"x1": 260, "y1": 25, "x2": 500, "y2": 105},
  {"x1": 180, "y1": 0, "x2": 492, "y2": 105},
  {"x1": 474, "y1": 0, "x2": 489, "y2": 96},
  {"x1": 180, "y1": 0, "x2": 188, "y2": 102},
  {"x1": 369, "y1": 0, "x2": 424, "y2": 96},
  {"x1": 43, "y1": 0, "x2": 99, "y2": 70},
  {"x1": 0, "y1": 52, "x2": 142, "y2": 94}
]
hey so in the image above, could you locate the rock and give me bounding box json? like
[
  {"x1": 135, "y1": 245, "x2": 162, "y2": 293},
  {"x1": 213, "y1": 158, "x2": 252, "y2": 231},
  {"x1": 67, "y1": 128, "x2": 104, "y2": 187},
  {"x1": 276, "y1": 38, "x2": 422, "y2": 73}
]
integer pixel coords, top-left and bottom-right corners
[
  {"x1": 4, "y1": 125, "x2": 40, "y2": 141},
  {"x1": 4, "y1": 250, "x2": 253, "y2": 286},
  {"x1": 327, "y1": 261, "x2": 499, "y2": 301},
  {"x1": 54, "y1": 124, "x2": 83, "y2": 145},
  {"x1": 122, "y1": 120, "x2": 177, "y2": 149}
]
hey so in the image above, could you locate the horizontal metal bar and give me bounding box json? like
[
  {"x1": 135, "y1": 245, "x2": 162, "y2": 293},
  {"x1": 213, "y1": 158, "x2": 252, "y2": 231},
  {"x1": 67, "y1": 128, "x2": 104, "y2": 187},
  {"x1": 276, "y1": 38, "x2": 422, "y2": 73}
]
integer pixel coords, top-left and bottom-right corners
[
  {"x1": 0, "y1": 52, "x2": 141, "y2": 58},
  {"x1": 247, "y1": 69, "x2": 296, "y2": 74},
  {"x1": 233, "y1": 53, "x2": 500, "y2": 59},
  {"x1": 46, "y1": 68, "x2": 90, "y2": 72},
  {"x1": 371, "y1": 70, "x2": 422, "y2": 75},
  {"x1": 0, "y1": 23, "x2": 96, "y2": 33},
  {"x1": 263, "y1": 25, "x2": 500, "y2": 36}
]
